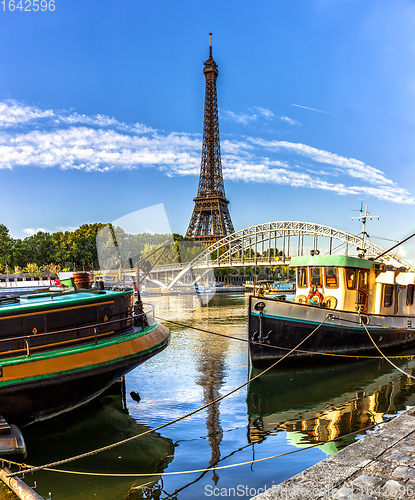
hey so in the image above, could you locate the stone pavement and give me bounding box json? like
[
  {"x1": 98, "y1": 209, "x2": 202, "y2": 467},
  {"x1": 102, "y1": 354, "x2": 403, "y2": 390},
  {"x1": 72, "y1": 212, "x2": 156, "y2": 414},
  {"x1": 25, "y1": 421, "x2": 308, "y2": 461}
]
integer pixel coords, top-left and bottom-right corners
[{"x1": 252, "y1": 407, "x2": 415, "y2": 500}]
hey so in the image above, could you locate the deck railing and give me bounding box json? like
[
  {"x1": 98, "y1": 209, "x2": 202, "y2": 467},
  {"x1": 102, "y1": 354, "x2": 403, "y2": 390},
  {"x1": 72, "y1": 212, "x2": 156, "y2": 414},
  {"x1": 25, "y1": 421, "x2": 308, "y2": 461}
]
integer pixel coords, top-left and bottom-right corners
[{"x1": 0, "y1": 302, "x2": 156, "y2": 359}]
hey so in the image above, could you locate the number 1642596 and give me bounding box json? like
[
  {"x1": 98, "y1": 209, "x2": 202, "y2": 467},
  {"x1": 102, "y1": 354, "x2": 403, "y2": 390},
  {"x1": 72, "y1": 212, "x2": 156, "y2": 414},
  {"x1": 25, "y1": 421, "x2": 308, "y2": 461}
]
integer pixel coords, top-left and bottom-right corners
[{"x1": 2, "y1": 0, "x2": 55, "y2": 11}]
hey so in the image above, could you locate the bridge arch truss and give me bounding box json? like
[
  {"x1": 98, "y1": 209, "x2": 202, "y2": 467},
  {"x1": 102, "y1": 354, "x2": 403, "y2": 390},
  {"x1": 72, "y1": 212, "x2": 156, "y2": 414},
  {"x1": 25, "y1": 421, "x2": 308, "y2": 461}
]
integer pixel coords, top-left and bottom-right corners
[{"x1": 165, "y1": 221, "x2": 412, "y2": 289}]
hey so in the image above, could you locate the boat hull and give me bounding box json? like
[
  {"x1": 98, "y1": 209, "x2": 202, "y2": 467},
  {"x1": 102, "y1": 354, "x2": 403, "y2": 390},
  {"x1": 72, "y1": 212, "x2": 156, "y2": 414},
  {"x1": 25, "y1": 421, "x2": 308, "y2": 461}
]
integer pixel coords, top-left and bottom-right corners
[
  {"x1": 0, "y1": 321, "x2": 170, "y2": 426},
  {"x1": 248, "y1": 295, "x2": 415, "y2": 367}
]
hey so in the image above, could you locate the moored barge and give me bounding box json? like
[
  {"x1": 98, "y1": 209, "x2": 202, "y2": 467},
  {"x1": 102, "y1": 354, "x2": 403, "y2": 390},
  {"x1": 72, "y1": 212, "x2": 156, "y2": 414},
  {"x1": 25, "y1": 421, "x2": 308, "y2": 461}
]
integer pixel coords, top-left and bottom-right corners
[
  {"x1": 0, "y1": 288, "x2": 169, "y2": 426},
  {"x1": 249, "y1": 254, "x2": 415, "y2": 367}
]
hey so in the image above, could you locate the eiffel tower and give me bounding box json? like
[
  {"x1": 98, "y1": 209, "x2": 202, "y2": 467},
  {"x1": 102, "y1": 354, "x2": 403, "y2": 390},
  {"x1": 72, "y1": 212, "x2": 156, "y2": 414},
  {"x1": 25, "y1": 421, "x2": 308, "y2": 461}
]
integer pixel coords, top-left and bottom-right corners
[{"x1": 185, "y1": 34, "x2": 235, "y2": 245}]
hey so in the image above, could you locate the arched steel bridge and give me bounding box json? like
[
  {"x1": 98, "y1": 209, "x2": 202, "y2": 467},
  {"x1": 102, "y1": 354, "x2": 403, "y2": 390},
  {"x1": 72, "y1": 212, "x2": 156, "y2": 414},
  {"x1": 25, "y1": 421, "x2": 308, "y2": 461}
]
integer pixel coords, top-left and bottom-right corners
[{"x1": 148, "y1": 221, "x2": 413, "y2": 290}]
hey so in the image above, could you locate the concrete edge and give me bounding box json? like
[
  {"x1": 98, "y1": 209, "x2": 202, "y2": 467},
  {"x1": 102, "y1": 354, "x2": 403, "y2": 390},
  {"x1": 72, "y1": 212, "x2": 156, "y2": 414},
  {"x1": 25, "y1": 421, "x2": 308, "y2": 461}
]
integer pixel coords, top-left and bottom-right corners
[{"x1": 251, "y1": 406, "x2": 415, "y2": 500}]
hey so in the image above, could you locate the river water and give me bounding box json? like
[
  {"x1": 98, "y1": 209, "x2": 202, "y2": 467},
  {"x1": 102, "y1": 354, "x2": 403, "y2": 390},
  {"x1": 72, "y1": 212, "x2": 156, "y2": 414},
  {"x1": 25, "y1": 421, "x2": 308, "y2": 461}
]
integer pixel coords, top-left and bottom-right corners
[{"x1": 20, "y1": 293, "x2": 415, "y2": 500}]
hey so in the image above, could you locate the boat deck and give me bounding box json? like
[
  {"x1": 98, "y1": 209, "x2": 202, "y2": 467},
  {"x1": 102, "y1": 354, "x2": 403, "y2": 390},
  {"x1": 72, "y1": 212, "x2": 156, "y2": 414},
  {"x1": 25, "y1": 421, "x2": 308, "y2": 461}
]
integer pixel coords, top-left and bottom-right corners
[
  {"x1": 0, "y1": 289, "x2": 143, "y2": 360},
  {"x1": 0, "y1": 289, "x2": 115, "y2": 311}
]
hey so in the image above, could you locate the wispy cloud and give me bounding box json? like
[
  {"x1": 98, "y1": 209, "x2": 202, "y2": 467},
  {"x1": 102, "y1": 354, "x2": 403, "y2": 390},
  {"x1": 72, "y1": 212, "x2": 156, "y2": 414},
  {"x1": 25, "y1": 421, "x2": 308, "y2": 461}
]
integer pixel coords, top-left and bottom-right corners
[
  {"x1": 0, "y1": 100, "x2": 412, "y2": 205},
  {"x1": 59, "y1": 112, "x2": 156, "y2": 134},
  {"x1": 220, "y1": 109, "x2": 258, "y2": 125},
  {"x1": 250, "y1": 139, "x2": 394, "y2": 186},
  {"x1": 56, "y1": 226, "x2": 78, "y2": 232},
  {"x1": 292, "y1": 103, "x2": 341, "y2": 117},
  {"x1": 0, "y1": 100, "x2": 54, "y2": 127},
  {"x1": 252, "y1": 106, "x2": 275, "y2": 120},
  {"x1": 221, "y1": 106, "x2": 299, "y2": 128},
  {"x1": 220, "y1": 106, "x2": 275, "y2": 125},
  {"x1": 280, "y1": 116, "x2": 298, "y2": 126},
  {"x1": 23, "y1": 227, "x2": 49, "y2": 235},
  {"x1": 22, "y1": 225, "x2": 79, "y2": 235}
]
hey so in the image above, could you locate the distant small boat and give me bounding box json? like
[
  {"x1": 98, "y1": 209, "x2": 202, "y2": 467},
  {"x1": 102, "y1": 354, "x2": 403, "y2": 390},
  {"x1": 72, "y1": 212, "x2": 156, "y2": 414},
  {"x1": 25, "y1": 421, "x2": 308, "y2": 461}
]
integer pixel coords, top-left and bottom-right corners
[
  {"x1": 0, "y1": 276, "x2": 61, "y2": 289},
  {"x1": 244, "y1": 280, "x2": 295, "y2": 297},
  {"x1": 0, "y1": 284, "x2": 170, "y2": 426},
  {"x1": 194, "y1": 284, "x2": 213, "y2": 293}
]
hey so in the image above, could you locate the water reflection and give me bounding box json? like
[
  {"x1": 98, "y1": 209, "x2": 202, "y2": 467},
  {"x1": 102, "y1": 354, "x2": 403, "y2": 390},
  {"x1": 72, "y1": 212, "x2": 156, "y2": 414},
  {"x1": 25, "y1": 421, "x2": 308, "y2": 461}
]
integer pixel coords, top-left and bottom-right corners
[
  {"x1": 195, "y1": 332, "x2": 227, "y2": 484},
  {"x1": 19, "y1": 294, "x2": 415, "y2": 500},
  {"x1": 247, "y1": 357, "x2": 415, "y2": 453},
  {"x1": 23, "y1": 388, "x2": 174, "y2": 500}
]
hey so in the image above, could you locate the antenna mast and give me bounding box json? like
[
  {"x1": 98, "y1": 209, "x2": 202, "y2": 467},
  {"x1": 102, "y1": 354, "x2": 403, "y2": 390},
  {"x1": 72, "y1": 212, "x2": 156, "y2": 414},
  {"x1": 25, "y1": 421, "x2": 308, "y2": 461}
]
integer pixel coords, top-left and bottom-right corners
[{"x1": 351, "y1": 203, "x2": 380, "y2": 255}]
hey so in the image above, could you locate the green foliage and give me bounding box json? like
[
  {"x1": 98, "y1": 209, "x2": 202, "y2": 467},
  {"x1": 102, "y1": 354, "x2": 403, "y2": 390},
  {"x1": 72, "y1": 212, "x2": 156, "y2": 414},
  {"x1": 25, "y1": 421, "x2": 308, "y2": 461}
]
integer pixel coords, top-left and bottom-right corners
[
  {"x1": 0, "y1": 223, "x2": 208, "y2": 274},
  {"x1": 0, "y1": 224, "x2": 12, "y2": 271},
  {"x1": 41, "y1": 263, "x2": 61, "y2": 278},
  {"x1": 23, "y1": 262, "x2": 42, "y2": 279}
]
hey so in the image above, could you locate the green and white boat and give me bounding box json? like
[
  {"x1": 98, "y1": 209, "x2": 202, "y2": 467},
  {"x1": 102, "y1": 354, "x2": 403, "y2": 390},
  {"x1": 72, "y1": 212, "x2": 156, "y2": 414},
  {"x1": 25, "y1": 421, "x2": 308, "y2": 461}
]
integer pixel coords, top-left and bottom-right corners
[
  {"x1": 249, "y1": 253, "x2": 415, "y2": 367},
  {"x1": 0, "y1": 288, "x2": 170, "y2": 426}
]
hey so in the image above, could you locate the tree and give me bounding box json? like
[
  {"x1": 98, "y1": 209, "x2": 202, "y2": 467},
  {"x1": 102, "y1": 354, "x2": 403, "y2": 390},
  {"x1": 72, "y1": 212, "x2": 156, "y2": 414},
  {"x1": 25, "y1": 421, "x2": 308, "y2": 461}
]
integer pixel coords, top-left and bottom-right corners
[
  {"x1": 0, "y1": 224, "x2": 13, "y2": 273},
  {"x1": 41, "y1": 263, "x2": 61, "y2": 279},
  {"x1": 24, "y1": 263, "x2": 42, "y2": 279}
]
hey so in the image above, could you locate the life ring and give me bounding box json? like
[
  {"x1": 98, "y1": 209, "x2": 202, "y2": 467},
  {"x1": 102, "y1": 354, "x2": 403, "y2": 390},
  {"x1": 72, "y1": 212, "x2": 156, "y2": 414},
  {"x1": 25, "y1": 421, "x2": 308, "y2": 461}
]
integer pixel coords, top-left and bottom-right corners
[
  {"x1": 323, "y1": 296, "x2": 338, "y2": 309},
  {"x1": 295, "y1": 295, "x2": 307, "y2": 304},
  {"x1": 307, "y1": 290, "x2": 324, "y2": 303}
]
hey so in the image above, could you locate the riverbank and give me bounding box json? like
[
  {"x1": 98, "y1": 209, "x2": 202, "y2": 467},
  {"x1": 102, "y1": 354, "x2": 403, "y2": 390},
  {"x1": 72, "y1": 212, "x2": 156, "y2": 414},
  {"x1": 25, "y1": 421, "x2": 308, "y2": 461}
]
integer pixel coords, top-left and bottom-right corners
[{"x1": 252, "y1": 406, "x2": 415, "y2": 500}]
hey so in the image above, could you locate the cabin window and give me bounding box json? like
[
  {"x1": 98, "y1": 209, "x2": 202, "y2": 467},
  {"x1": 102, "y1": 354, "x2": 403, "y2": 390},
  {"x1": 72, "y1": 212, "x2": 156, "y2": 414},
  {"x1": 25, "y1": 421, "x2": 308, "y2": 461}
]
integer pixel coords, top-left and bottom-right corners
[
  {"x1": 325, "y1": 267, "x2": 338, "y2": 288},
  {"x1": 407, "y1": 285, "x2": 414, "y2": 306},
  {"x1": 297, "y1": 267, "x2": 308, "y2": 288},
  {"x1": 359, "y1": 270, "x2": 369, "y2": 290},
  {"x1": 346, "y1": 268, "x2": 357, "y2": 290},
  {"x1": 384, "y1": 285, "x2": 394, "y2": 308},
  {"x1": 310, "y1": 267, "x2": 322, "y2": 288}
]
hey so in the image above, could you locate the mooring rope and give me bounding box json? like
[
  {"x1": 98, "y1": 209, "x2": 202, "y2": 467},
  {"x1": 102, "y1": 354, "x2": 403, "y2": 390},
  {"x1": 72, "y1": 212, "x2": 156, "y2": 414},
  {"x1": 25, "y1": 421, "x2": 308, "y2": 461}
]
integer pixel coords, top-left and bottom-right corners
[
  {"x1": 360, "y1": 316, "x2": 415, "y2": 380},
  {"x1": 8, "y1": 422, "x2": 378, "y2": 478},
  {"x1": 8, "y1": 315, "x2": 330, "y2": 478},
  {"x1": 156, "y1": 317, "x2": 415, "y2": 360}
]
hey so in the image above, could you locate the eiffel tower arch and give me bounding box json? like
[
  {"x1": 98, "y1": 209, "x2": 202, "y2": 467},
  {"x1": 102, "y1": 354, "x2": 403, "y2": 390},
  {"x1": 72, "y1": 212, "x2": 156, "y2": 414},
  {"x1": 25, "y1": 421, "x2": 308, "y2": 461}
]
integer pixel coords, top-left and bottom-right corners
[{"x1": 185, "y1": 33, "x2": 235, "y2": 245}]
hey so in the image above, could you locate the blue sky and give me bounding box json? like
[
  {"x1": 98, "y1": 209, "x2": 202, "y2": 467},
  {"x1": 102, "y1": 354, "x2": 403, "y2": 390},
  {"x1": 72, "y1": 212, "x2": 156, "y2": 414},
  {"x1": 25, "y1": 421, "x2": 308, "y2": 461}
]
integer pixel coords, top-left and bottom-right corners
[{"x1": 2, "y1": 0, "x2": 415, "y2": 260}]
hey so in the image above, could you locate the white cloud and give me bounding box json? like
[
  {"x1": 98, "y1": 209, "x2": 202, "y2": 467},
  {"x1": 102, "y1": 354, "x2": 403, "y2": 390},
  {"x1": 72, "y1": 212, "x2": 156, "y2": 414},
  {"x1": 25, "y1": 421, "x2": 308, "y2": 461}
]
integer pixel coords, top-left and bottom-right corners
[
  {"x1": 221, "y1": 106, "x2": 301, "y2": 129},
  {"x1": 56, "y1": 226, "x2": 78, "y2": 232},
  {"x1": 59, "y1": 112, "x2": 156, "y2": 134},
  {"x1": 252, "y1": 106, "x2": 275, "y2": 120},
  {"x1": 249, "y1": 139, "x2": 395, "y2": 187},
  {"x1": 222, "y1": 160, "x2": 411, "y2": 204},
  {"x1": 23, "y1": 227, "x2": 49, "y2": 235},
  {"x1": 0, "y1": 100, "x2": 54, "y2": 127},
  {"x1": 0, "y1": 126, "x2": 201, "y2": 172},
  {"x1": 0, "y1": 100, "x2": 413, "y2": 205},
  {"x1": 220, "y1": 109, "x2": 258, "y2": 125},
  {"x1": 280, "y1": 116, "x2": 299, "y2": 126},
  {"x1": 220, "y1": 106, "x2": 276, "y2": 125}
]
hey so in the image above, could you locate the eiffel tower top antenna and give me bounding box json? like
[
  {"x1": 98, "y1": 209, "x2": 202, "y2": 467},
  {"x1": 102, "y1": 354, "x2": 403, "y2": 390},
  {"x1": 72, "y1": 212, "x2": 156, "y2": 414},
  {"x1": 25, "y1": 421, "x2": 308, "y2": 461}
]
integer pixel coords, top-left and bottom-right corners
[{"x1": 185, "y1": 33, "x2": 235, "y2": 244}]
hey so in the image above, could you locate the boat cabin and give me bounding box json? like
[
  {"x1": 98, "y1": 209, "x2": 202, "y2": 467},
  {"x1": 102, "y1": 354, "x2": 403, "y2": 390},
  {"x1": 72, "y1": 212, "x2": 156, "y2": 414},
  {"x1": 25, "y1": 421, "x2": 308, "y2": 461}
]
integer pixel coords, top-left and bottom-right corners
[{"x1": 290, "y1": 255, "x2": 415, "y2": 317}]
